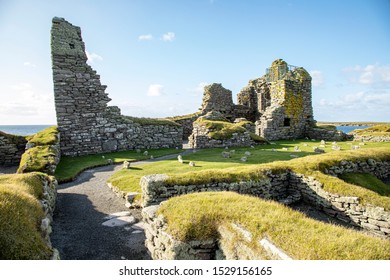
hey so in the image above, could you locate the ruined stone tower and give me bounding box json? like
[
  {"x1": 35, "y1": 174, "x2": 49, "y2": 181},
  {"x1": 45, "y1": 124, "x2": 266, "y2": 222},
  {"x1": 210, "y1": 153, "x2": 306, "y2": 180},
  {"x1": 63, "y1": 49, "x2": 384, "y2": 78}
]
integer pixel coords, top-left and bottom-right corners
[
  {"x1": 51, "y1": 17, "x2": 182, "y2": 156},
  {"x1": 234, "y1": 59, "x2": 315, "y2": 140},
  {"x1": 254, "y1": 59, "x2": 315, "y2": 140}
]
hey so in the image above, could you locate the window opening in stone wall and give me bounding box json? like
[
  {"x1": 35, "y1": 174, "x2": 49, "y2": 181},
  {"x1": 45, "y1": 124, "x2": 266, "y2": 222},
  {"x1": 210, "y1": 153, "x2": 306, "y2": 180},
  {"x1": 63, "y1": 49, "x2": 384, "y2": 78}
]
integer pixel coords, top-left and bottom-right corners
[
  {"x1": 69, "y1": 43, "x2": 75, "y2": 49},
  {"x1": 284, "y1": 118, "x2": 291, "y2": 127}
]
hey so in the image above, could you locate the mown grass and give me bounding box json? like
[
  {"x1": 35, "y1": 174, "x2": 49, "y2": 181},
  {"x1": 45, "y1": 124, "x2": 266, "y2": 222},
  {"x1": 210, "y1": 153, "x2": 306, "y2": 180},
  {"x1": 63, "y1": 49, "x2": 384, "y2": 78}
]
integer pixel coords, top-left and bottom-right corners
[
  {"x1": 108, "y1": 140, "x2": 390, "y2": 209},
  {"x1": 0, "y1": 173, "x2": 52, "y2": 259},
  {"x1": 55, "y1": 148, "x2": 183, "y2": 183},
  {"x1": 158, "y1": 192, "x2": 390, "y2": 259}
]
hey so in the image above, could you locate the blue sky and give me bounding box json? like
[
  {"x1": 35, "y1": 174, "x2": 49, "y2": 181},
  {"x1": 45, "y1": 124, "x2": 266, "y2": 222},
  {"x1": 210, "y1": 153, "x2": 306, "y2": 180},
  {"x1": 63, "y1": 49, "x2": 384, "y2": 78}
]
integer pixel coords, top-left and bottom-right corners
[{"x1": 0, "y1": 0, "x2": 389, "y2": 125}]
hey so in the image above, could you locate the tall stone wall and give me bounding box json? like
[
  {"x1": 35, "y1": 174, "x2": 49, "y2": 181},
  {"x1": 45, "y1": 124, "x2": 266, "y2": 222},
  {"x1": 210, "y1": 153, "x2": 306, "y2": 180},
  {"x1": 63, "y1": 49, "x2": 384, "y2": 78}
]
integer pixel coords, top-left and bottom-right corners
[{"x1": 51, "y1": 17, "x2": 182, "y2": 156}]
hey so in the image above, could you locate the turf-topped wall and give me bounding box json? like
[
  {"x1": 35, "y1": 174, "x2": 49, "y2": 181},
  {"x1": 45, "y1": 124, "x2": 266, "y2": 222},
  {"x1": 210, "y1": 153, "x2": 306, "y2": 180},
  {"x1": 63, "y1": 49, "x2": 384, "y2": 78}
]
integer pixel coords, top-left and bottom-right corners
[
  {"x1": 141, "y1": 156, "x2": 390, "y2": 247},
  {"x1": 17, "y1": 126, "x2": 61, "y2": 175},
  {"x1": 0, "y1": 132, "x2": 27, "y2": 166},
  {"x1": 0, "y1": 173, "x2": 58, "y2": 259}
]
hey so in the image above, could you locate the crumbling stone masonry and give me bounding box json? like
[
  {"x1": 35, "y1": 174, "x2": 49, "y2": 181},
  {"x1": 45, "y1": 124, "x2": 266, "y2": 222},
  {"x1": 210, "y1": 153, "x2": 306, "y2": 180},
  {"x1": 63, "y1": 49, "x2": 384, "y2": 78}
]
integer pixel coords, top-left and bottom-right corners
[
  {"x1": 51, "y1": 17, "x2": 182, "y2": 156},
  {"x1": 0, "y1": 132, "x2": 27, "y2": 166}
]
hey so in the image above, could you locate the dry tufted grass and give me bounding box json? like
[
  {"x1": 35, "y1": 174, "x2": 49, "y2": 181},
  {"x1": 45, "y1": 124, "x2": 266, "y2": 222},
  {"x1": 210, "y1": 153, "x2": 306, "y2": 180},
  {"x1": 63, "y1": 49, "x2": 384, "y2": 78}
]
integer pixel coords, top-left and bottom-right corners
[
  {"x1": 158, "y1": 191, "x2": 390, "y2": 260},
  {"x1": 0, "y1": 173, "x2": 52, "y2": 259}
]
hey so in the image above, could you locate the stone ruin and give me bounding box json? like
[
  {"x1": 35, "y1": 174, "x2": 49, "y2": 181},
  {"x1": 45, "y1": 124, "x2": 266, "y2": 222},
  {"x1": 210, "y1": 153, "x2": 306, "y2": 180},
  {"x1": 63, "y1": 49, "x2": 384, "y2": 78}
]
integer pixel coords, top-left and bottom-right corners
[
  {"x1": 51, "y1": 18, "x2": 182, "y2": 156},
  {"x1": 50, "y1": 17, "x2": 348, "y2": 156},
  {"x1": 187, "y1": 59, "x2": 350, "y2": 148}
]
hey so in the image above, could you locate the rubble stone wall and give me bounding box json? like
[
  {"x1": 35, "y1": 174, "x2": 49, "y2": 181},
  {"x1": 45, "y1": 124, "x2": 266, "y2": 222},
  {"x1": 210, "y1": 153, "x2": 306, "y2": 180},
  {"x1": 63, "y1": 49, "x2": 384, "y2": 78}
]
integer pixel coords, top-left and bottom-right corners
[
  {"x1": 51, "y1": 17, "x2": 182, "y2": 156},
  {"x1": 0, "y1": 133, "x2": 27, "y2": 166}
]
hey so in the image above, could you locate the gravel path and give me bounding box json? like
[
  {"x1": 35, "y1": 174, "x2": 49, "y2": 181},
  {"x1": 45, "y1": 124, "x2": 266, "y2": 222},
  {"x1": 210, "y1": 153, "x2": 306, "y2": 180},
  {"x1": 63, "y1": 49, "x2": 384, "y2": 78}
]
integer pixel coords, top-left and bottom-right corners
[{"x1": 51, "y1": 152, "x2": 192, "y2": 260}]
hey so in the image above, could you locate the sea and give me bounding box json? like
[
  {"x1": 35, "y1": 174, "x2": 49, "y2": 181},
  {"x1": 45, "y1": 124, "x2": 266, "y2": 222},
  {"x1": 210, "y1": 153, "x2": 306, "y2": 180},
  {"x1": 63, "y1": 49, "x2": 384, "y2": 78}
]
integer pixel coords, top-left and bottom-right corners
[
  {"x1": 336, "y1": 125, "x2": 370, "y2": 134},
  {"x1": 0, "y1": 125, "x2": 53, "y2": 136},
  {"x1": 0, "y1": 124, "x2": 370, "y2": 136}
]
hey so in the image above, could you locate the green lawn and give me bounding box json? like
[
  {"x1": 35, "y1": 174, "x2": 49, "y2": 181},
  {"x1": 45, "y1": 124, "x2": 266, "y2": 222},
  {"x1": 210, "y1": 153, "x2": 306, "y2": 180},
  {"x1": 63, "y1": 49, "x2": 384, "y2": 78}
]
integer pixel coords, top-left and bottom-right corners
[
  {"x1": 55, "y1": 148, "x2": 183, "y2": 183},
  {"x1": 108, "y1": 140, "x2": 390, "y2": 201}
]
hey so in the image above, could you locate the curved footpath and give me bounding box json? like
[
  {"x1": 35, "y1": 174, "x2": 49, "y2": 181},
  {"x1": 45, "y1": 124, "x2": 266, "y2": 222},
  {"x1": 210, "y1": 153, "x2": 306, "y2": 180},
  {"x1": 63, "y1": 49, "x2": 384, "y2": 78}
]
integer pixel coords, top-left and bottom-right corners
[{"x1": 51, "y1": 152, "x2": 190, "y2": 260}]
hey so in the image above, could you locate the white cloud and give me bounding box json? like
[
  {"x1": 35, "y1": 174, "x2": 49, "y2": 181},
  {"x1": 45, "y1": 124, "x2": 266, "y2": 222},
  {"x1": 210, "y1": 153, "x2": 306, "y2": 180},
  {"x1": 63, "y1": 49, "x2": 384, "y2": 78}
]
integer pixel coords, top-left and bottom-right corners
[
  {"x1": 162, "y1": 32, "x2": 175, "y2": 42},
  {"x1": 0, "y1": 82, "x2": 55, "y2": 124},
  {"x1": 138, "y1": 34, "x2": 153, "y2": 41},
  {"x1": 147, "y1": 84, "x2": 164, "y2": 96},
  {"x1": 86, "y1": 51, "x2": 103, "y2": 64},
  {"x1": 309, "y1": 70, "x2": 324, "y2": 87},
  {"x1": 23, "y1": 62, "x2": 36, "y2": 68},
  {"x1": 343, "y1": 64, "x2": 390, "y2": 85}
]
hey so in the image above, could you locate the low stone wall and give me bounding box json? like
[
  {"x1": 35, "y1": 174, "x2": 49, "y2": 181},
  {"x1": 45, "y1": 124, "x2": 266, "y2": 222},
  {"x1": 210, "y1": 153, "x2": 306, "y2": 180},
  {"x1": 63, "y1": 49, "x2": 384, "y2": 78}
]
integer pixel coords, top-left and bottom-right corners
[
  {"x1": 306, "y1": 127, "x2": 352, "y2": 141},
  {"x1": 141, "y1": 172, "x2": 300, "y2": 207},
  {"x1": 141, "y1": 158, "x2": 390, "y2": 258},
  {"x1": 18, "y1": 133, "x2": 61, "y2": 175},
  {"x1": 352, "y1": 134, "x2": 390, "y2": 142},
  {"x1": 143, "y1": 204, "x2": 293, "y2": 260},
  {"x1": 142, "y1": 205, "x2": 218, "y2": 260},
  {"x1": 38, "y1": 174, "x2": 60, "y2": 259},
  {"x1": 0, "y1": 133, "x2": 27, "y2": 166},
  {"x1": 188, "y1": 122, "x2": 258, "y2": 149}
]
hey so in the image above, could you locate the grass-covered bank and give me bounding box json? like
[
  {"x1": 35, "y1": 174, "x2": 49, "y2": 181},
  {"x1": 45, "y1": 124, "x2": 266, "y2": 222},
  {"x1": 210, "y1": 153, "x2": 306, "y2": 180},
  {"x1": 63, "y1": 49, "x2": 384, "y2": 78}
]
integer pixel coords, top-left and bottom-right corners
[
  {"x1": 17, "y1": 126, "x2": 59, "y2": 174},
  {"x1": 109, "y1": 140, "x2": 390, "y2": 207},
  {"x1": 0, "y1": 173, "x2": 53, "y2": 259},
  {"x1": 158, "y1": 192, "x2": 390, "y2": 260},
  {"x1": 55, "y1": 148, "x2": 184, "y2": 183}
]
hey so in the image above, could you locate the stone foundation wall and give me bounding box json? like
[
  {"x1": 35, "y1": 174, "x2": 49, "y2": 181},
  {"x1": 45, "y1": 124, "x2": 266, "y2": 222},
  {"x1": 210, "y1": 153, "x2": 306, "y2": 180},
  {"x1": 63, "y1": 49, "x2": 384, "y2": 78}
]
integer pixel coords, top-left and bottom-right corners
[
  {"x1": 140, "y1": 172, "x2": 300, "y2": 208},
  {"x1": 38, "y1": 174, "x2": 59, "y2": 259},
  {"x1": 141, "y1": 158, "x2": 390, "y2": 254},
  {"x1": 188, "y1": 122, "x2": 258, "y2": 149},
  {"x1": 352, "y1": 134, "x2": 390, "y2": 142},
  {"x1": 142, "y1": 204, "x2": 291, "y2": 260},
  {"x1": 0, "y1": 133, "x2": 27, "y2": 166},
  {"x1": 306, "y1": 128, "x2": 352, "y2": 141}
]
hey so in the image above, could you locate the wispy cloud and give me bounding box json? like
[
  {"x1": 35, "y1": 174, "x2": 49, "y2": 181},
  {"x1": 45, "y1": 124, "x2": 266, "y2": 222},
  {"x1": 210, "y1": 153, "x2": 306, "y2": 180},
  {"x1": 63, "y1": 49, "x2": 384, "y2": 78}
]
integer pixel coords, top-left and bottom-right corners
[
  {"x1": 138, "y1": 34, "x2": 153, "y2": 41},
  {"x1": 86, "y1": 51, "x2": 103, "y2": 64},
  {"x1": 309, "y1": 70, "x2": 324, "y2": 87},
  {"x1": 319, "y1": 91, "x2": 390, "y2": 109},
  {"x1": 147, "y1": 84, "x2": 164, "y2": 96},
  {"x1": 343, "y1": 63, "x2": 390, "y2": 85},
  {"x1": 162, "y1": 32, "x2": 175, "y2": 42},
  {"x1": 188, "y1": 82, "x2": 209, "y2": 95},
  {"x1": 23, "y1": 62, "x2": 36, "y2": 68}
]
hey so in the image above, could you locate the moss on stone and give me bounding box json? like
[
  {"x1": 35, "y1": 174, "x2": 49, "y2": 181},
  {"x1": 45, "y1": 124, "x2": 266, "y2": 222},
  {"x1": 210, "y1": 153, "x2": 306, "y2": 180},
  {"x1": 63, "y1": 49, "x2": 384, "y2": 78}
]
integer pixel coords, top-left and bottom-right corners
[
  {"x1": 26, "y1": 126, "x2": 58, "y2": 146},
  {"x1": 17, "y1": 146, "x2": 57, "y2": 174},
  {"x1": 122, "y1": 116, "x2": 180, "y2": 126}
]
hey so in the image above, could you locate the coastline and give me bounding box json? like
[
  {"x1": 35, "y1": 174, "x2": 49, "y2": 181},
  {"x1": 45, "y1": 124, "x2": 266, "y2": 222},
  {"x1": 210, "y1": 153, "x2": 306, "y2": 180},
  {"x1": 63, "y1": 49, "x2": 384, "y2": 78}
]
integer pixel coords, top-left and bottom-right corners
[{"x1": 317, "y1": 121, "x2": 388, "y2": 127}]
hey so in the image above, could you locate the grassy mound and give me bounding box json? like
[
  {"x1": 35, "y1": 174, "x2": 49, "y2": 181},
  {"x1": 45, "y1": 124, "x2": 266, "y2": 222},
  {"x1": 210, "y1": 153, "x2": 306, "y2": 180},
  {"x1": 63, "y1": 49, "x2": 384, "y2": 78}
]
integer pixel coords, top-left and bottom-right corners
[
  {"x1": 17, "y1": 126, "x2": 59, "y2": 174},
  {"x1": 352, "y1": 124, "x2": 390, "y2": 136},
  {"x1": 340, "y1": 173, "x2": 390, "y2": 196},
  {"x1": 0, "y1": 173, "x2": 52, "y2": 259},
  {"x1": 158, "y1": 192, "x2": 390, "y2": 260}
]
